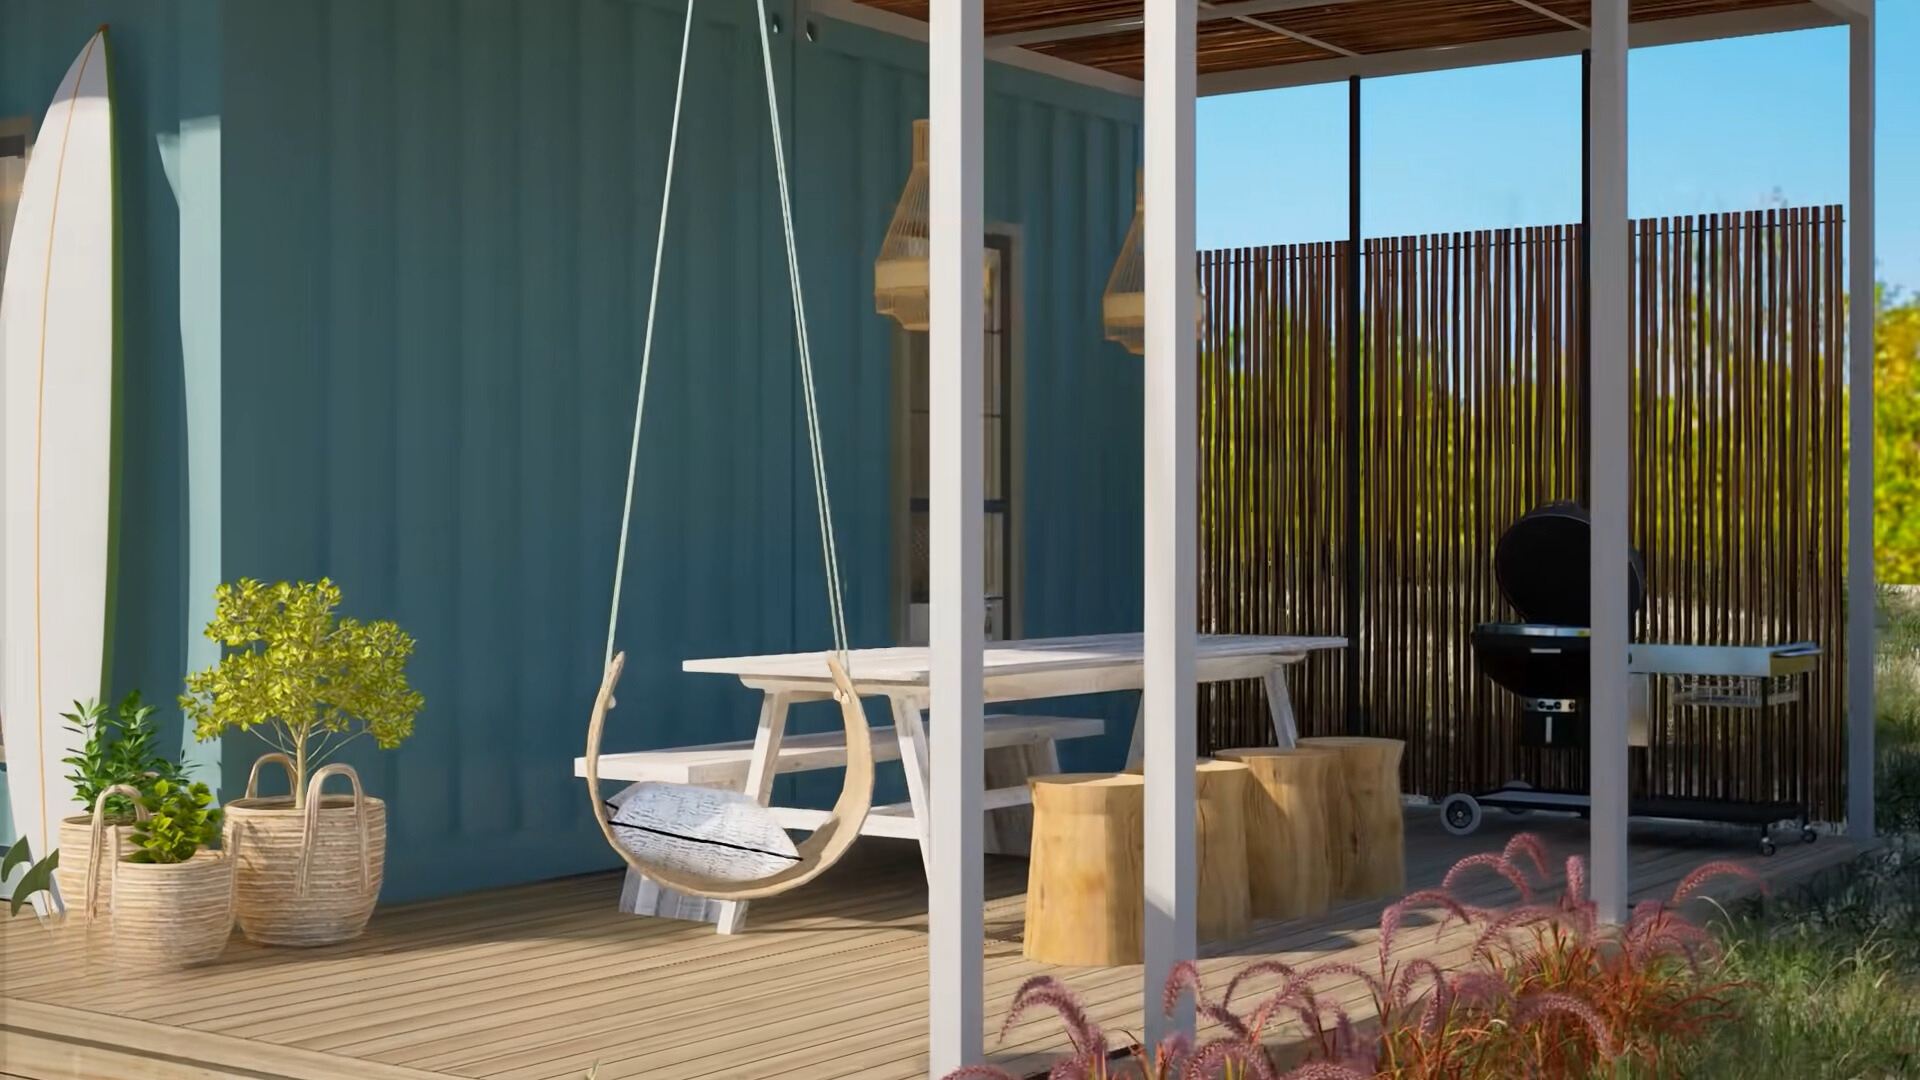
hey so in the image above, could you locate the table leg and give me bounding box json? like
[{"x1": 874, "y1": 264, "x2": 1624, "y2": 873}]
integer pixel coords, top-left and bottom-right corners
[
  {"x1": 1125, "y1": 693, "x2": 1148, "y2": 769},
  {"x1": 707, "y1": 691, "x2": 795, "y2": 934},
  {"x1": 892, "y1": 694, "x2": 936, "y2": 878},
  {"x1": 620, "y1": 863, "x2": 728, "y2": 925},
  {"x1": 982, "y1": 737, "x2": 1059, "y2": 856},
  {"x1": 1263, "y1": 665, "x2": 1299, "y2": 748}
]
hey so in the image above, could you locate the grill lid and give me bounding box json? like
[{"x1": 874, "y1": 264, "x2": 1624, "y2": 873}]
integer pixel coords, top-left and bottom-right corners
[{"x1": 1493, "y1": 500, "x2": 1647, "y2": 626}]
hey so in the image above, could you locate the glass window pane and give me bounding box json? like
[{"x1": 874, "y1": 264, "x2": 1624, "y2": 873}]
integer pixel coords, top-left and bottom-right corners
[{"x1": 897, "y1": 241, "x2": 1015, "y2": 642}]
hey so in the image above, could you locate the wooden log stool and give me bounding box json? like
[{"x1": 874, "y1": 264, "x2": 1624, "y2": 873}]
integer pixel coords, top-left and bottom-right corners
[
  {"x1": 1119, "y1": 759, "x2": 1253, "y2": 944},
  {"x1": 1024, "y1": 774, "x2": 1144, "y2": 966},
  {"x1": 1215, "y1": 747, "x2": 1336, "y2": 921},
  {"x1": 1192, "y1": 759, "x2": 1252, "y2": 943},
  {"x1": 1296, "y1": 736, "x2": 1406, "y2": 900}
]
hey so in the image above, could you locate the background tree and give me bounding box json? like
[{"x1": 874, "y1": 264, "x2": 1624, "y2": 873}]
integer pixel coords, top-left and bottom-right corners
[{"x1": 1876, "y1": 287, "x2": 1920, "y2": 584}]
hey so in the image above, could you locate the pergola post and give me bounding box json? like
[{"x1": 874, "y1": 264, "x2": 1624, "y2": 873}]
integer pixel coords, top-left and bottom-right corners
[
  {"x1": 1846, "y1": 1, "x2": 1877, "y2": 839},
  {"x1": 1142, "y1": 0, "x2": 1199, "y2": 1048},
  {"x1": 1343, "y1": 75, "x2": 1362, "y2": 736},
  {"x1": 927, "y1": 0, "x2": 987, "y2": 1070},
  {"x1": 1587, "y1": 0, "x2": 1631, "y2": 926}
]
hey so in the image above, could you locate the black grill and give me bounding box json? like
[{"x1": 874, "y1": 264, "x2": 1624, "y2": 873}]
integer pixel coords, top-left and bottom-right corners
[
  {"x1": 1443, "y1": 500, "x2": 1815, "y2": 856},
  {"x1": 1471, "y1": 501, "x2": 1643, "y2": 749}
]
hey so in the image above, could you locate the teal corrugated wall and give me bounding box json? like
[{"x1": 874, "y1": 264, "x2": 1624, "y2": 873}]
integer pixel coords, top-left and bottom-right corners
[{"x1": 1, "y1": 0, "x2": 1143, "y2": 902}]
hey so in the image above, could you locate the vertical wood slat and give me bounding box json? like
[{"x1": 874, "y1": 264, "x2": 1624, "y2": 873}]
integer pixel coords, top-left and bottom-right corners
[
  {"x1": 1197, "y1": 244, "x2": 1345, "y2": 750},
  {"x1": 1195, "y1": 206, "x2": 1846, "y2": 821}
]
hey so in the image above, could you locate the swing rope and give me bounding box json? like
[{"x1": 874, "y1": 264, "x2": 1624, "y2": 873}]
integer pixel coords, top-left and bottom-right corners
[
  {"x1": 754, "y1": 0, "x2": 850, "y2": 660},
  {"x1": 603, "y1": 0, "x2": 699, "y2": 673},
  {"x1": 603, "y1": 0, "x2": 850, "y2": 669},
  {"x1": 583, "y1": 0, "x2": 872, "y2": 904}
]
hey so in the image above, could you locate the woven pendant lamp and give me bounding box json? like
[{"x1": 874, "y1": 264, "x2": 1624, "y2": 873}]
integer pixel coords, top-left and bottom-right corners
[
  {"x1": 1102, "y1": 170, "x2": 1205, "y2": 355},
  {"x1": 874, "y1": 120, "x2": 931, "y2": 331},
  {"x1": 874, "y1": 119, "x2": 988, "y2": 332}
]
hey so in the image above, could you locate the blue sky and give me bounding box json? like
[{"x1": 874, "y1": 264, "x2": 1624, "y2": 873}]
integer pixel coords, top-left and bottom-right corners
[{"x1": 1197, "y1": 8, "x2": 1918, "y2": 292}]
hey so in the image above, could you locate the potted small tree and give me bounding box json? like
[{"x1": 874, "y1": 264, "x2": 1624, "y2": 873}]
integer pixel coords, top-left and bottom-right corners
[
  {"x1": 181, "y1": 578, "x2": 423, "y2": 946},
  {"x1": 85, "y1": 779, "x2": 233, "y2": 968},
  {"x1": 56, "y1": 693, "x2": 186, "y2": 916}
]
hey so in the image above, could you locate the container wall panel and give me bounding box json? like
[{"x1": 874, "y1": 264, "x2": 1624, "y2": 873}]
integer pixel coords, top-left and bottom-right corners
[{"x1": 213, "y1": 0, "x2": 1142, "y2": 899}]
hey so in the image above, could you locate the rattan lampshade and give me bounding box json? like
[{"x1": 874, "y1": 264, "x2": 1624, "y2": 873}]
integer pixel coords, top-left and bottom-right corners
[
  {"x1": 874, "y1": 119, "x2": 988, "y2": 332},
  {"x1": 1102, "y1": 170, "x2": 1205, "y2": 356}
]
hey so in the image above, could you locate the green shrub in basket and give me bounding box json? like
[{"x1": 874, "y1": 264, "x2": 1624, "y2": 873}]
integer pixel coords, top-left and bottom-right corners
[{"x1": 127, "y1": 781, "x2": 224, "y2": 865}]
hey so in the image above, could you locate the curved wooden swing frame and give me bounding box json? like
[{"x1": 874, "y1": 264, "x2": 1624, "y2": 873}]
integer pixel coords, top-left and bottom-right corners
[
  {"x1": 583, "y1": 652, "x2": 874, "y2": 900},
  {"x1": 581, "y1": 0, "x2": 873, "y2": 902}
]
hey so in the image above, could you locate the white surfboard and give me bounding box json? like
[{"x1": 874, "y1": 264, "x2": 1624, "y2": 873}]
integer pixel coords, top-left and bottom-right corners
[{"x1": 0, "y1": 27, "x2": 118, "y2": 898}]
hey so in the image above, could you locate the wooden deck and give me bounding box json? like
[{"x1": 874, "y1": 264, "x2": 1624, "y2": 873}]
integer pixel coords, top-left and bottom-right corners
[{"x1": 0, "y1": 809, "x2": 1859, "y2": 1080}]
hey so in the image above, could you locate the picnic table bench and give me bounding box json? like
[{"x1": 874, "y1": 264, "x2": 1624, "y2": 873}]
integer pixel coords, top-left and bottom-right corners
[{"x1": 574, "y1": 632, "x2": 1346, "y2": 933}]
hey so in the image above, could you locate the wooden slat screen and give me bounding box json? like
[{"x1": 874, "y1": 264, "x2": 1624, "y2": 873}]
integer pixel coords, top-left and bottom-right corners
[
  {"x1": 1629, "y1": 208, "x2": 1848, "y2": 819},
  {"x1": 1356, "y1": 225, "x2": 1589, "y2": 801},
  {"x1": 1196, "y1": 206, "x2": 1848, "y2": 821},
  {"x1": 1198, "y1": 243, "x2": 1350, "y2": 750}
]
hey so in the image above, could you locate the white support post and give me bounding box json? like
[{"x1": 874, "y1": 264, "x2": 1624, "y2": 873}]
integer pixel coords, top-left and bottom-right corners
[
  {"x1": 927, "y1": 0, "x2": 986, "y2": 1071},
  {"x1": 1846, "y1": 3, "x2": 1877, "y2": 839},
  {"x1": 1142, "y1": 0, "x2": 1199, "y2": 1048},
  {"x1": 1588, "y1": 0, "x2": 1630, "y2": 926}
]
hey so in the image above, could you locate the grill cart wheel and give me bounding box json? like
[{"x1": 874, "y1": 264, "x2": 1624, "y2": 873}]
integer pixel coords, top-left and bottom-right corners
[
  {"x1": 1440, "y1": 794, "x2": 1483, "y2": 837},
  {"x1": 1759, "y1": 836, "x2": 1777, "y2": 857},
  {"x1": 1802, "y1": 825, "x2": 1818, "y2": 845}
]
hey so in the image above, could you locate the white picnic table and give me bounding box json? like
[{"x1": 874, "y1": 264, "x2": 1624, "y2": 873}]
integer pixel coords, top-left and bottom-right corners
[{"x1": 580, "y1": 632, "x2": 1346, "y2": 933}]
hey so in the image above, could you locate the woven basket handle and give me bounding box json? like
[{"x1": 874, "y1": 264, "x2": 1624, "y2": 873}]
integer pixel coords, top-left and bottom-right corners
[
  {"x1": 245, "y1": 753, "x2": 298, "y2": 799},
  {"x1": 221, "y1": 821, "x2": 243, "y2": 935},
  {"x1": 296, "y1": 764, "x2": 372, "y2": 898},
  {"x1": 83, "y1": 784, "x2": 149, "y2": 920}
]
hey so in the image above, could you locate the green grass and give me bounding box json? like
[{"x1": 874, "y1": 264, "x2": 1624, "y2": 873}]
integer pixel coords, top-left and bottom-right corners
[
  {"x1": 1877, "y1": 586, "x2": 1920, "y2": 834},
  {"x1": 1663, "y1": 926, "x2": 1920, "y2": 1079},
  {"x1": 1624, "y1": 836, "x2": 1920, "y2": 1080},
  {"x1": 1624, "y1": 595, "x2": 1920, "y2": 1080}
]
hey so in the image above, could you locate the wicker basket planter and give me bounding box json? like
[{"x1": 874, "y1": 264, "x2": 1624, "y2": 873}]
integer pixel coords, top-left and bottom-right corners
[
  {"x1": 78, "y1": 786, "x2": 236, "y2": 970},
  {"x1": 223, "y1": 756, "x2": 386, "y2": 947},
  {"x1": 100, "y1": 850, "x2": 236, "y2": 968},
  {"x1": 55, "y1": 812, "x2": 135, "y2": 918}
]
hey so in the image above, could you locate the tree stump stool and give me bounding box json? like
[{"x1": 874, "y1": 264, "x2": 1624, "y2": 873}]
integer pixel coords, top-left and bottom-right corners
[
  {"x1": 1120, "y1": 759, "x2": 1252, "y2": 943},
  {"x1": 1216, "y1": 747, "x2": 1336, "y2": 921},
  {"x1": 1194, "y1": 759, "x2": 1252, "y2": 943},
  {"x1": 1296, "y1": 737, "x2": 1406, "y2": 899},
  {"x1": 1024, "y1": 773, "x2": 1144, "y2": 966}
]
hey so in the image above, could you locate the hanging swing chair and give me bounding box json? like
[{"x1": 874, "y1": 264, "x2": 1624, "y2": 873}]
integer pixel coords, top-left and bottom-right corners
[{"x1": 582, "y1": 0, "x2": 873, "y2": 903}]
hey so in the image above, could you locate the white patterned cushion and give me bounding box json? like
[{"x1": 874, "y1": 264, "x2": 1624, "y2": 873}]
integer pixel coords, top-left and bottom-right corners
[{"x1": 606, "y1": 781, "x2": 800, "y2": 884}]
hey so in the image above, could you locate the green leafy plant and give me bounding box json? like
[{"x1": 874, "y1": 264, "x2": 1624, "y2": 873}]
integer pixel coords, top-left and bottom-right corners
[
  {"x1": 180, "y1": 578, "x2": 424, "y2": 808},
  {"x1": 2, "y1": 838, "x2": 60, "y2": 918},
  {"x1": 126, "y1": 780, "x2": 224, "y2": 865},
  {"x1": 60, "y1": 691, "x2": 186, "y2": 822}
]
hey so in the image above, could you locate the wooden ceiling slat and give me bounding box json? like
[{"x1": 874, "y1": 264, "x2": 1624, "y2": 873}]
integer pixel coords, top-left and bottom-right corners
[
  {"x1": 859, "y1": 0, "x2": 1147, "y2": 38},
  {"x1": 1031, "y1": 21, "x2": 1335, "y2": 82},
  {"x1": 1532, "y1": 0, "x2": 1802, "y2": 22},
  {"x1": 1270, "y1": 0, "x2": 1560, "y2": 55},
  {"x1": 851, "y1": 0, "x2": 1821, "y2": 81}
]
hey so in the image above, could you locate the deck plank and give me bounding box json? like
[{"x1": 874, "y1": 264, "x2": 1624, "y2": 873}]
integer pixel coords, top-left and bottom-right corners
[
  {"x1": 0, "y1": 811, "x2": 1857, "y2": 1080},
  {"x1": 0, "y1": 999, "x2": 451, "y2": 1080}
]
